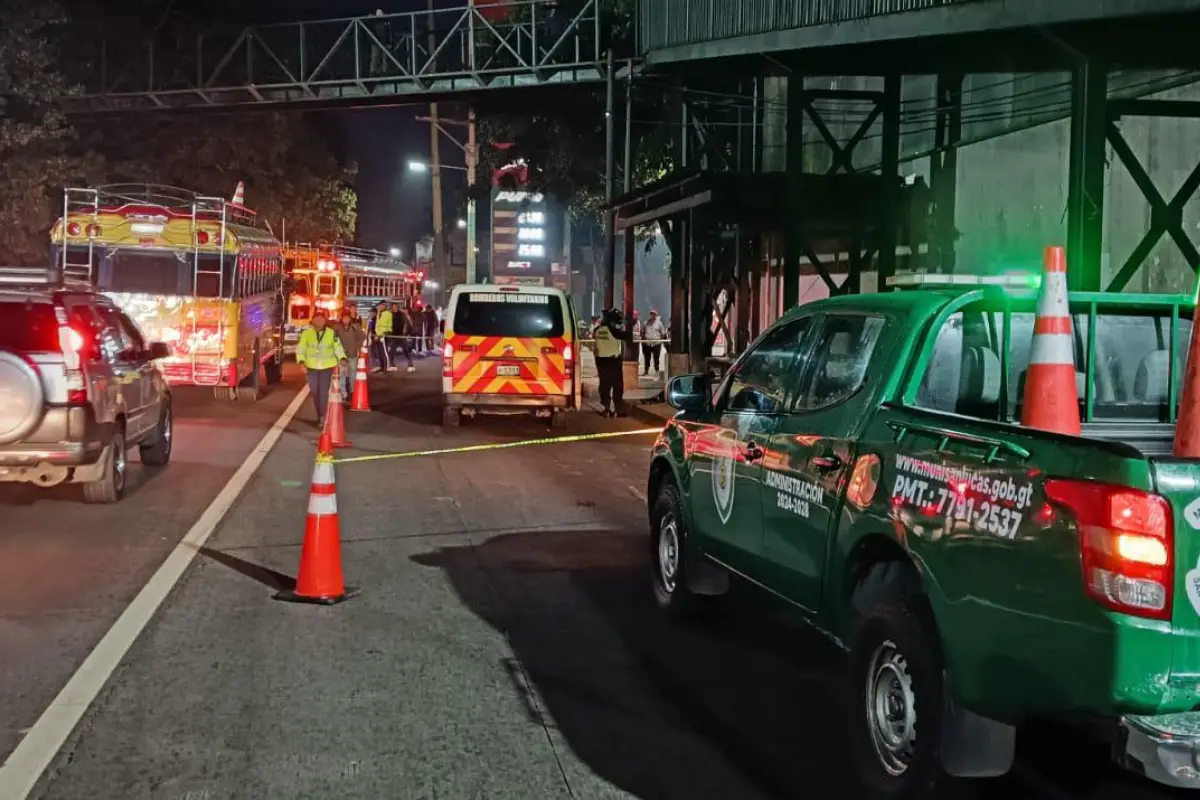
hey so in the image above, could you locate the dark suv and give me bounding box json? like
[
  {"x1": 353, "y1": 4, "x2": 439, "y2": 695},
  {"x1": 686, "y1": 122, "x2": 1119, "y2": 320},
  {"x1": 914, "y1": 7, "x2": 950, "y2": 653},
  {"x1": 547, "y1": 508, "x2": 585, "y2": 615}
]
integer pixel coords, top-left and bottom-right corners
[{"x1": 0, "y1": 267, "x2": 172, "y2": 503}]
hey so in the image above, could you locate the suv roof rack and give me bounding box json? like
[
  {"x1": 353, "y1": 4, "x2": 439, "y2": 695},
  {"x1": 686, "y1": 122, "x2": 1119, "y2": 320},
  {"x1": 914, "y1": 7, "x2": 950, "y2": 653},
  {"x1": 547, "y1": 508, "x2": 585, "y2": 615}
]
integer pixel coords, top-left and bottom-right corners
[{"x1": 0, "y1": 266, "x2": 94, "y2": 290}]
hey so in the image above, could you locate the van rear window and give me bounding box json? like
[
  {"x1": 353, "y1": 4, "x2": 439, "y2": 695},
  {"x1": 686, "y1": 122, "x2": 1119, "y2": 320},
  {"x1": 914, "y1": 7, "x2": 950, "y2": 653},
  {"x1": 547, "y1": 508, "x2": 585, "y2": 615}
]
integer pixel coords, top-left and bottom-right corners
[
  {"x1": 452, "y1": 293, "x2": 564, "y2": 338},
  {"x1": 0, "y1": 301, "x2": 59, "y2": 352}
]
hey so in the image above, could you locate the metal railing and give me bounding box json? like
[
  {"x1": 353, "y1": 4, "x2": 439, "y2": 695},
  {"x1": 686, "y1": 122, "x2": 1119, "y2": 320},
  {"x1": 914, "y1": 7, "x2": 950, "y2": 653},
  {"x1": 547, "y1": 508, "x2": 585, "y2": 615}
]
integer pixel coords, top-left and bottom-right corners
[
  {"x1": 64, "y1": 0, "x2": 605, "y2": 113},
  {"x1": 637, "y1": 0, "x2": 987, "y2": 53}
]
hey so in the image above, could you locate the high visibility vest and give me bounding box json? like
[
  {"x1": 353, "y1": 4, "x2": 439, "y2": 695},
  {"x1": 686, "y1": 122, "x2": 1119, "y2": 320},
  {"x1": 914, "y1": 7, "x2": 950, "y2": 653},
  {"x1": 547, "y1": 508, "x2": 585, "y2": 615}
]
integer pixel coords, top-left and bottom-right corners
[
  {"x1": 593, "y1": 326, "x2": 623, "y2": 358},
  {"x1": 296, "y1": 326, "x2": 346, "y2": 370},
  {"x1": 377, "y1": 309, "x2": 393, "y2": 336}
]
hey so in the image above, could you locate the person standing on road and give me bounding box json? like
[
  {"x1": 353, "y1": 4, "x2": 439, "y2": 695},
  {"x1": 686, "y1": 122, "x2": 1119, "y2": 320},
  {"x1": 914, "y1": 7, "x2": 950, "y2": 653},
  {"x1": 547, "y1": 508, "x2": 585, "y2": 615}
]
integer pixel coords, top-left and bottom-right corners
[
  {"x1": 641, "y1": 309, "x2": 666, "y2": 376},
  {"x1": 333, "y1": 310, "x2": 366, "y2": 401},
  {"x1": 593, "y1": 308, "x2": 627, "y2": 418},
  {"x1": 295, "y1": 310, "x2": 348, "y2": 428},
  {"x1": 393, "y1": 303, "x2": 416, "y2": 372},
  {"x1": 422, "y1": 304, "x2": 439, "y2": 354},
  {"x1": 374, "y1": 302, "x2": 393, "y2": 374}
]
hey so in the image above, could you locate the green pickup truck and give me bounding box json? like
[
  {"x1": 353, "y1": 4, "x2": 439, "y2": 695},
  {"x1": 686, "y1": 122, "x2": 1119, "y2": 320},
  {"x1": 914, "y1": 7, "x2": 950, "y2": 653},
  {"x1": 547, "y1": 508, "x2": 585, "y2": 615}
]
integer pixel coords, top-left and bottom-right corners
[{"x1": 645, "y1": 277, "x2": 1200, "y2": 798}]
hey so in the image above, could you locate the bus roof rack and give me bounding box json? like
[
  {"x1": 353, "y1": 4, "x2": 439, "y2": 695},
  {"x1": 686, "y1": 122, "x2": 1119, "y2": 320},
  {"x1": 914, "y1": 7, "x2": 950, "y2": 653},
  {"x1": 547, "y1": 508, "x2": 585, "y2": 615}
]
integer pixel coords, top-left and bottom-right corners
[
  {"x1": 0, "y1": 266, "x2": 93, "y2": 290},
  {"x1": 886, "y1": 272, "x2": 1042, "y2": 290}
]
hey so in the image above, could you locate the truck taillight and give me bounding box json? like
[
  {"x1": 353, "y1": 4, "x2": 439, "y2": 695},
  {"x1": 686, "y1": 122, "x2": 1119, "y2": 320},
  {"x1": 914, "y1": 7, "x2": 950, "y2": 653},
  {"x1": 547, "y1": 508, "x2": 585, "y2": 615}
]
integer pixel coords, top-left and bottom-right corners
[
  {"x1": 562, "y1": 344, "x2": 573, "y2": 362},
  {"x1": 442, "y1": 342, "x2": 454, "y2": 377},
  {"x1": 1045, "y1": 478, "x2": 1173, "y2": 621}
]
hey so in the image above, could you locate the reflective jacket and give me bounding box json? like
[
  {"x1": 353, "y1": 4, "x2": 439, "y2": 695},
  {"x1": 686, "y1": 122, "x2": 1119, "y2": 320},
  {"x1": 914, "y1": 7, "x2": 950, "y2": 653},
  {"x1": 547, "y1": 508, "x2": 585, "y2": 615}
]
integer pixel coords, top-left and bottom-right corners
[
  {"x1": 593, "y1": 325, "x2": 623, "y2": 358},
  {"x1": 296, "y1": 325, "x2": 347, "y2": 370},
  {"x1": 377, "y1": 309, "x2": 394, "y2": 336}
]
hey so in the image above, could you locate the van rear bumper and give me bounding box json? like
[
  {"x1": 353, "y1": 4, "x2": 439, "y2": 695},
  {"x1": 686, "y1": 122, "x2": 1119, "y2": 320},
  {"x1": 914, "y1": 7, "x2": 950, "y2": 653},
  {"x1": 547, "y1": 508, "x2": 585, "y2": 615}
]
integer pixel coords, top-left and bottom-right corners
[
  {"x1": 444, "y1": 393, "x2": 569, "y2": 409},
  {"x1": 1114, "y1": 713, "x2": 1200, "y2": 789}
]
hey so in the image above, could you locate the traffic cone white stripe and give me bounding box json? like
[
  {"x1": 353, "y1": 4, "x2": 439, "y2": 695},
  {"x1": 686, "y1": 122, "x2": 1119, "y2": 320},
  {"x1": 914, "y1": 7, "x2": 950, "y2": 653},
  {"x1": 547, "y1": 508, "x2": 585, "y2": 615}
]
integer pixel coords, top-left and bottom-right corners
[
  {"x1": 312, "y1": 459, "x2": 335, "y2": 486},
  {"x1": 1036, "y1": 272, "x2": 1069, "y2": 316},
  {"x1": 308, "y1": 492, "x2": 338, "y2": 515},
  {"x1": 231, "y1": 181, "x2": 245, "y2": 205},
  {"x1": 1028, "y1": 334, "x2": 1074, "y2": 365}
]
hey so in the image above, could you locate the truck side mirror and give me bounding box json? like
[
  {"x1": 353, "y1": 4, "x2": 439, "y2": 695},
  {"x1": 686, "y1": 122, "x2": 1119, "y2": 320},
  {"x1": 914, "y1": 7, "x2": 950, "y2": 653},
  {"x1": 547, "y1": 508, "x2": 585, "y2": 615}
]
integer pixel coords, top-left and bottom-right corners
[{"x1": 666, "y1": 374, "x2": 710, "y2": 411}]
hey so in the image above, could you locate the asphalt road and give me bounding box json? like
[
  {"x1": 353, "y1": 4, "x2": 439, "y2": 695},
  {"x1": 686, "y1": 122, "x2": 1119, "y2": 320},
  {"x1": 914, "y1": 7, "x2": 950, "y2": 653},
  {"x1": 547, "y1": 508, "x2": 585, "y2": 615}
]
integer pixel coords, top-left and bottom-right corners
[
  {"x1": 0, "y1": 366, "x2": 306, "y2": 764},
  {"x1": 6, "y1": 360, "x2": 1198, "y2": 800}
]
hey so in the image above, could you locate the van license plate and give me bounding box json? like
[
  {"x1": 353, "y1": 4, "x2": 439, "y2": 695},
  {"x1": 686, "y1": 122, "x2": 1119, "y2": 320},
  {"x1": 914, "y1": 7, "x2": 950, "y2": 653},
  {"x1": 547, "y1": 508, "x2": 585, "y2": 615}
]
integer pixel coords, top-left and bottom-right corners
[{"x1": 496, "y1": 364, "x2": 520, "y2": 376}]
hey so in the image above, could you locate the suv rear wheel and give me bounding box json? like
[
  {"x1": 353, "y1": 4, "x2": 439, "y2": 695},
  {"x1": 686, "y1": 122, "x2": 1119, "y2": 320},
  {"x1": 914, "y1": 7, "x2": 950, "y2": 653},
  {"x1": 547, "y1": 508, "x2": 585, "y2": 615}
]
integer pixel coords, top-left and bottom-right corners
[
  {"x1": 140, "y1": 398, "x2": 173, "y2": 466},
  {"x1": 83, "y1": 427, "x2": 127, "y2": 504}
]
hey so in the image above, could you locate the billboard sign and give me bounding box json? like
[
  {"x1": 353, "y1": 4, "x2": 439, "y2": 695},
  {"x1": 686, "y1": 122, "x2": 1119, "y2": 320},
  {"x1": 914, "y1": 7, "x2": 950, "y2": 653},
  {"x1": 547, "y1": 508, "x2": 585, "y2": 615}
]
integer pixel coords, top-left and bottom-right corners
[{"x1": 491, "y1": 188, "x2": 551, "y2": 282}]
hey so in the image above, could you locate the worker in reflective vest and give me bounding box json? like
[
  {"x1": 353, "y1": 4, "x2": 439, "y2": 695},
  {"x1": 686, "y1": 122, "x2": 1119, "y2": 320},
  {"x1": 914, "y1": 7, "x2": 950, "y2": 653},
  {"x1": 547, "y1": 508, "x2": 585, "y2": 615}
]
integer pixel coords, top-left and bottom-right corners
[
  {"x1": 296, "y1": 310, "x2": 348, "y2": 427},
  {"x1": 592, "y1": 308, "x2": 627, "y2": 418},
  {"x1": 374, "y1": 302, "x2": 394, "y2": 373}
]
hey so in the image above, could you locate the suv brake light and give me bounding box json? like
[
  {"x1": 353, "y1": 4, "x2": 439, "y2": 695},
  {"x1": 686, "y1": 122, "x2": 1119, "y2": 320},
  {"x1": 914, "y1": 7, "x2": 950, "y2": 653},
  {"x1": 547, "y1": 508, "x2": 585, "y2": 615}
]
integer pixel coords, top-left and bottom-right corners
[
  {"x1": 57, "y1": 324, "x2": 89, "y2": 405},
  {"x1": 1045, "y1": 478, "x2": 1173, "y2": 621}
]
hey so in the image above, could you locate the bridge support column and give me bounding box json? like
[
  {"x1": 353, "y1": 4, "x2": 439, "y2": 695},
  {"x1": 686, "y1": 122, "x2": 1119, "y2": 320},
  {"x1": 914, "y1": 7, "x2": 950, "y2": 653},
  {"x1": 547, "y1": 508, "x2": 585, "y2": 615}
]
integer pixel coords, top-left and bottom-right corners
[
  {"x1": 877, "y1": 74, "x2": 902, "y2": 289},
  {"x1": 1066, "y1": 58, "x2": 1108, "y2": 292},
  {"x1": 930, "y1": 73, "x2": 963, "y2": 273},
  {"x1": 783, "y1": 75, "x2": 805, "y2": 310}
]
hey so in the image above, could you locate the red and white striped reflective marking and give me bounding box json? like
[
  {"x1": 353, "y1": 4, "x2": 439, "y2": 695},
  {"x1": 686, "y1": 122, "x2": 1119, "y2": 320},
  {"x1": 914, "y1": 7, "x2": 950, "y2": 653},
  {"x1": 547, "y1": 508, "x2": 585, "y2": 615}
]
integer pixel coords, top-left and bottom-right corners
[{"x1": 308, "y1": 458, "x2": 338, "y2": 515}]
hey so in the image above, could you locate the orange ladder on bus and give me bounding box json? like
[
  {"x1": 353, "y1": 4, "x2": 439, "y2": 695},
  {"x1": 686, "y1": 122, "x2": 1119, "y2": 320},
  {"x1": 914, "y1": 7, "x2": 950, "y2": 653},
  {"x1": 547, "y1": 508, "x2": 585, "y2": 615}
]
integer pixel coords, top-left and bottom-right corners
[{"x1": 59, "y1": 188, "x2": 99, "y2": 283}]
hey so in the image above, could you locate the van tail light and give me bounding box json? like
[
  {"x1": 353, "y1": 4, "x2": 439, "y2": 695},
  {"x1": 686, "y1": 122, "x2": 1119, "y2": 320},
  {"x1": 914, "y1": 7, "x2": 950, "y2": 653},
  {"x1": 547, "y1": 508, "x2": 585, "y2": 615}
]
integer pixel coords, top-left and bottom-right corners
[
  {"x1": 1044, "y1": 478, "x2": 1173, "y2": 621},
  {"x1": 442, "y1": 341, "x2": 454, "y2": 377}
]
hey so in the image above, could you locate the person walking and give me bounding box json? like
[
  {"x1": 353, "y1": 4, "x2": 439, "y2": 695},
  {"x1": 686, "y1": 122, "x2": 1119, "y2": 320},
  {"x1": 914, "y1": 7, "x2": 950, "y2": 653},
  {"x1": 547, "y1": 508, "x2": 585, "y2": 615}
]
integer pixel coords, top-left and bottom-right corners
[
  {"x1": 641, "y1": 308, "x2": 666, "y2": 376},
  {"x1": 393, "y1": 303, "x2": 416, "y2": 372},
  {"x1": 593, "y1": 308, "x2": 627, "y2": 418},
  {"x1": 295, "y1": 310, "x2": 348, "y2": 428},
  {"x1": 332, "y1": 309, "x2": 366, "y2": 401}
]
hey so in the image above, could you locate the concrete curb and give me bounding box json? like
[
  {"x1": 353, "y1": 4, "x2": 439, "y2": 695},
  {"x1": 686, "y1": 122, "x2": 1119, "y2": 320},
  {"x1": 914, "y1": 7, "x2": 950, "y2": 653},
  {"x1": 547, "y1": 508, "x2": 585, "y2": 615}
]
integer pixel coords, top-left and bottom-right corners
[{"x1": 581, "y1": 396, "x2": 672, "y2": 427}]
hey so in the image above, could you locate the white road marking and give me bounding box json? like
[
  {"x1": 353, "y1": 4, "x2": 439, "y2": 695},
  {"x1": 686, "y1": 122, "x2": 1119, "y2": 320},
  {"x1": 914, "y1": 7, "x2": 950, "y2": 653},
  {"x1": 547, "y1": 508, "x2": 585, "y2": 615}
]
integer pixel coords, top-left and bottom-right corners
[{"x1": 0, "y1": 385, "x2": 309, "y2": 800}]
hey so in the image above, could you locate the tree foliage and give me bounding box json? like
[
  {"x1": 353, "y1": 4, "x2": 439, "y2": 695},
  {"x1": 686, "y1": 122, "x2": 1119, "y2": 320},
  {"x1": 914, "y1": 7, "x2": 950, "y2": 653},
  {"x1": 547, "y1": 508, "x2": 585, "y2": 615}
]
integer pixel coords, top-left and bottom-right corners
[
  {"x1": 0, "y1": 0, "x2": 356, "y2": 266},
  {"x1": 0, "y1": 0, "x2": 97, "y2": 264},
  {"x1": 88, "y1": 113, "x2": 357, "y2": 243}
]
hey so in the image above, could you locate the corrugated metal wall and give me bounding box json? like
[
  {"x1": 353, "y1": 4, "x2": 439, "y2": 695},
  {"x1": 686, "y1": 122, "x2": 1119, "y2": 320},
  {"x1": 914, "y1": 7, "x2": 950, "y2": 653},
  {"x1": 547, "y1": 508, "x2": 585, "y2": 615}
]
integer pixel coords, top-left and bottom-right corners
[{"x1": 638, "y1": 0, "x2": 982, "y2": 52}]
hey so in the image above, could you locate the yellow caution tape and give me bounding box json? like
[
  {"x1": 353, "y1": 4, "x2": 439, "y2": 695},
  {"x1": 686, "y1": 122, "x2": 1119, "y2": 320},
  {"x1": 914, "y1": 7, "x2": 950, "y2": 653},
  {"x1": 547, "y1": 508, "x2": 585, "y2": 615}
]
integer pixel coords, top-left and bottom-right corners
[{"x1": 332, "y1": 427, "x2": 661, "y2": 465}]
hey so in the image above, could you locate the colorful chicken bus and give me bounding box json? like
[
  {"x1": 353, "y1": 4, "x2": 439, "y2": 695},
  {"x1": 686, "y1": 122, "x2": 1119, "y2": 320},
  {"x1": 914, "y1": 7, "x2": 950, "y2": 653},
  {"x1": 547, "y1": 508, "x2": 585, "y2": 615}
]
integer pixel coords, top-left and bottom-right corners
[
  {"x1": 282, "y1": 242, "x2": 343, "y2": 353},
  {"x1": 50, "y1": 183, "x2": 285, "y2": 401},
  {"x1": 338, "y1": 245, "x2": 424, "y2": 316}
]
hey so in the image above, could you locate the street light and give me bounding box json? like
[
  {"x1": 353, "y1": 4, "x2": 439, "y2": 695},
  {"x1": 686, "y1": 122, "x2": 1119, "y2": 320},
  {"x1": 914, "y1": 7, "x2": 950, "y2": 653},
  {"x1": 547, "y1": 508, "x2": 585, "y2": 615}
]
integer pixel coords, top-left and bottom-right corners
[
  {"x1": 408, "y1": 159, "x2": 466, "y2": 173},
  {"x1": 456, "y1": 218, "x2": 466, "y2": 229},
  {"x1": 389, "y1": 247, "x2": 402, "y2": 258}
]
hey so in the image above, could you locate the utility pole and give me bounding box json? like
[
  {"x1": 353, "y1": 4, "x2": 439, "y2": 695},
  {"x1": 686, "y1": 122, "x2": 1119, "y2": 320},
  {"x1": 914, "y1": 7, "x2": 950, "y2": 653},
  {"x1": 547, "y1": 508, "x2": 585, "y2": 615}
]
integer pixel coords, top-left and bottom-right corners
[
  {"x1": 602, "y1": 48, "x2": 615, "y2": 308},
  {"x1": 427, "y1": 0, "x2": 445, "y2": 306},
  {"x1": 466, "y1": 106, "x2": 478, "y2": 283}
]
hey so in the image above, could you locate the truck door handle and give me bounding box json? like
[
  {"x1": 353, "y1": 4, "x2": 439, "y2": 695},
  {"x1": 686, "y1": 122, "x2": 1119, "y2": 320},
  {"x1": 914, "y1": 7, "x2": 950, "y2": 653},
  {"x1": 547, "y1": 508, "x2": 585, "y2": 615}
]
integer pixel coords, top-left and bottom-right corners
[
  {"x1": 743, "y1": 443, "x2": 764, "y2": 462},
  {"x1": 811, "y1": 455, "x2": 842, "y2": 471}
]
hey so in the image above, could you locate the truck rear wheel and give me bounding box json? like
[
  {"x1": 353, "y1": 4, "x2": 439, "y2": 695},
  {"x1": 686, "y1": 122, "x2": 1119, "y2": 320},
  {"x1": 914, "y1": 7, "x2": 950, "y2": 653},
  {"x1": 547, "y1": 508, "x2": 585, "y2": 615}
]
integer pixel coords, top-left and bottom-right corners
[
  {"x1": 650, "y1": 483, "x2": 716, "y2": 620},
  {"x1": 849, "y1": 564, "x2": 947, "y2": 799}
]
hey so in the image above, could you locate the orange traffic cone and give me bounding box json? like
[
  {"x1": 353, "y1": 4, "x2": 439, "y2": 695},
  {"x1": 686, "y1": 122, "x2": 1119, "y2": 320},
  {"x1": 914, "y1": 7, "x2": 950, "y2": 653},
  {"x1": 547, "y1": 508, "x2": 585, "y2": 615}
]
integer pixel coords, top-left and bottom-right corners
[
  {"x1": 1021, "y1": 246, "x2": 1081, "y2": 436},
  {"x1": 317, "y1": 429, "x2": 333, "y2": 456},
  {"x1": 1174, "y1": 320, "x2": 1200, "y2": 456},
  {"x1": 275, "y1": 453, "x2": 358, "y2": 605},
  {"x1": 350, "y1": 342, "x2": 371, "y2": 412},
  {"x1": 323, "y1": 366, "x2": 352, "y2": 448}
]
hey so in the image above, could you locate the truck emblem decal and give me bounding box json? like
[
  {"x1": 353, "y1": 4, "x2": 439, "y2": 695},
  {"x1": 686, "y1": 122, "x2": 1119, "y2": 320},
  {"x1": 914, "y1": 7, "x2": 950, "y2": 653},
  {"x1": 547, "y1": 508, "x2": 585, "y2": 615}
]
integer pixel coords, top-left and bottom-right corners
[
  {"x1": 1185, "y1": 496, "x2": 1200, "y2": 531},
  {"x1": 711, "y1": 415, "x2": 755, "y2": 526},
  {"x1": 1187, "y1": 554, "x2": 1200, "y2": 619}
]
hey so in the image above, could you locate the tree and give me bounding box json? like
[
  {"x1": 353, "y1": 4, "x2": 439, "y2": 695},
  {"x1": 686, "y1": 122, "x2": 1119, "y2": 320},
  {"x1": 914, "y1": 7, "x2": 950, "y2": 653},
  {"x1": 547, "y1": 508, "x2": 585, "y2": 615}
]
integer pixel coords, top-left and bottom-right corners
[
  {"x1": 0, "y1": 0, "x2": 97, "y2": 264},
  {"x1": 88, "y1": 113, "x2": 357, "y2": 243}
]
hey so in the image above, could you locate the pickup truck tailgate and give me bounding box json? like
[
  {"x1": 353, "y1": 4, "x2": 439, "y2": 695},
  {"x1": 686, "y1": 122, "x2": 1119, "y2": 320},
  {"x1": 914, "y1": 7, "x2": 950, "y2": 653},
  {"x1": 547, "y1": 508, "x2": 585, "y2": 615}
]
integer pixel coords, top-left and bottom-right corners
[{"x1": 1153, "y1": 457, "x2": 1200, "y2": 693}]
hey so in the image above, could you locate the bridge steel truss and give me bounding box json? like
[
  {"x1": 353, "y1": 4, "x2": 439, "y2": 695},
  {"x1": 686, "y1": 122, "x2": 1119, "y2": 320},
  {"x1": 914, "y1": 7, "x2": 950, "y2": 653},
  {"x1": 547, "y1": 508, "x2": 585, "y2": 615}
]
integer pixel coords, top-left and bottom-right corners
[{"x1": 62, "y1": 0, "x2": 605, "y2": 113}]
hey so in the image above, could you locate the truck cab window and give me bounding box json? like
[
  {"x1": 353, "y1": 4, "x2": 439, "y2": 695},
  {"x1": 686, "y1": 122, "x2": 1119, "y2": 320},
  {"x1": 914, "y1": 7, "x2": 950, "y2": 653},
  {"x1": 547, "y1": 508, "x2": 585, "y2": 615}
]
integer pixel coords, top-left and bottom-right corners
[
  {"x1": 719, "y1": 318, "x2": 813, "y2": 413},
  {"x1": 793, "y1": 315, "x2": 885, "y2": 412}
]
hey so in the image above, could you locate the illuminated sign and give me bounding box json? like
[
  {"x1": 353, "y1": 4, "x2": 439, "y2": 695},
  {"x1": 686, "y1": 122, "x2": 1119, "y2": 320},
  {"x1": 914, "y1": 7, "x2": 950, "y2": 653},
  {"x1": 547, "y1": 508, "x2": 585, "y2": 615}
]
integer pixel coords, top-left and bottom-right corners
[
  {"x1": 517, "y1": 244, "x2": 545, "y2": 257},
  {"x1": 495, "y1": 191, "x2": 545, "y2": 204}
]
